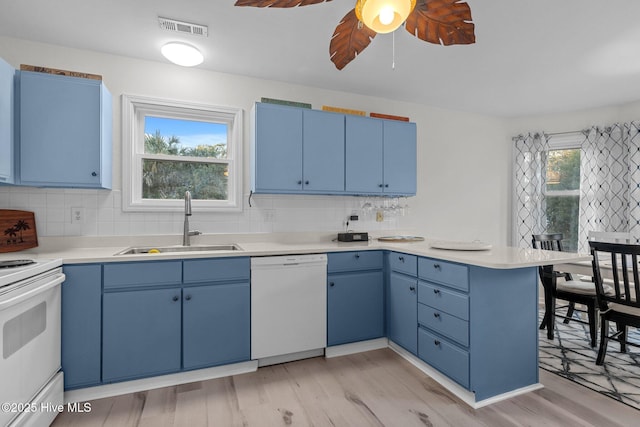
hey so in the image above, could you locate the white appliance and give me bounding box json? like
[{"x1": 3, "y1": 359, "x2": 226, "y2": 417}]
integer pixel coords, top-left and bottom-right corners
[
  {"x1": 251, "y1": 254, "x2": 327, "y2": 364},
  {"x1": 0, "y1": 259, "x2": 65, "y2": 427}
]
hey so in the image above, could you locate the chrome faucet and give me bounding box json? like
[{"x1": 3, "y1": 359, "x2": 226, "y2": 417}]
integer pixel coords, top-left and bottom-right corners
[{"x1": 183, "y1": 191, "x2": 201, "y2": 246}]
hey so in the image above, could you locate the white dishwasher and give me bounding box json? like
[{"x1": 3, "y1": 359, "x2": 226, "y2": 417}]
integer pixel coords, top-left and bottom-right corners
[{"x1": 251, "y1": 254, "x2": 327, "y2": 365}]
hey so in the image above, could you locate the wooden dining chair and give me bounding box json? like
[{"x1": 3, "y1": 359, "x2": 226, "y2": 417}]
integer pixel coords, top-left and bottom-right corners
[
  {"x1": 589, "y1": 241, "x2": 640, "y2": 365},
  {"x1": 532, "y1": 233, "x2": 600, "y2": 347}
]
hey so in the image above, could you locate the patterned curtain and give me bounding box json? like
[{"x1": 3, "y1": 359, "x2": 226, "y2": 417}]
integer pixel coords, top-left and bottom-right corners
[
  {"x1": 578, "y1": 125, "x2": 631, "y2": 252},
  {"x1": 512, "y1": 133, "x2": 549, "y2": 248},
  {"x1": 627, "y1": 122, "x2": 640, "y2": 244}
]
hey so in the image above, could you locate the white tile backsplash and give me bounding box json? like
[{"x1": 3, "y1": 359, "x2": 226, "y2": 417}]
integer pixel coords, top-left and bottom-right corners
[{"x1": 0, "y1": 187, "x2": 411, "y2": 237}]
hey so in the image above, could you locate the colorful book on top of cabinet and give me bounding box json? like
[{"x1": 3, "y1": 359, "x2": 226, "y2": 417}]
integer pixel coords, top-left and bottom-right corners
[
  {"x1": 261, "y1": 97, "x2": 312, "y2": 109},
  {"x1": 322, "y1": 105, "x2": 366, "y2": 116},
  {"x1": 20, "y1": 64, "x2": 102, "y2": 80},
  {"x1": 369, "y1": 112, "x2": 410, "y2": 121}
]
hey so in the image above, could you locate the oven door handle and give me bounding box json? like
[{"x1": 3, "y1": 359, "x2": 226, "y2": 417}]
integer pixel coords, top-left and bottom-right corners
[{"x1": 0, "y1": 273, "x2": 65, "y2": 309}]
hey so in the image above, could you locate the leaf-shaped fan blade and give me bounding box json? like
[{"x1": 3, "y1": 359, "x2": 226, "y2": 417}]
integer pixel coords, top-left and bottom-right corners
[
  {"x1": 405, "y1": 0, "x2": 475, "y2": 46},
  {"x1": 234, "y1": 0, "x2": 331, "y2": 7},
  {"x1": 330, "y1": 9, "x2": 376, "y2": 70}
]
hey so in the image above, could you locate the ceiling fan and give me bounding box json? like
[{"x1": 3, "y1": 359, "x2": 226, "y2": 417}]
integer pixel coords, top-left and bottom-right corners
[{"x1": 234, "y1": 0, "x2": 475, "y2": 70}]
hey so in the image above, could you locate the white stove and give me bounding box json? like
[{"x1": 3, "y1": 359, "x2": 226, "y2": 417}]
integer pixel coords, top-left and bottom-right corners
[
  {"x1": 0, "y1": 258, "x2": 62, "y2": 289},
  {"x1": 0, "y1": 257, "x2": 65, "y2": 426}
]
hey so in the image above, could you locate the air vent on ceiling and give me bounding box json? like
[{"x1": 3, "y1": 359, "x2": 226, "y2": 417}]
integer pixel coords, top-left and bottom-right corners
[{"x1": 158, "y1": 17, "x2": 208, "y2": 37}]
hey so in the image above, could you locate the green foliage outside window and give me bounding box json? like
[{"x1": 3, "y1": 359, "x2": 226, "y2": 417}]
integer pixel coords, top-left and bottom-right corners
[
  {"x1": 545, "y1": 149, "x2": 581, "y2": 252},
  {"x1": 142, "y1": 131, "x2": 228, "y2": 200}
]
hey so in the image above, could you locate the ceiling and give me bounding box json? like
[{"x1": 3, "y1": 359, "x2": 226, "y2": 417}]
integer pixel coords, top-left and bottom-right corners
[{"x1": 2, "y1": 0, "x2": 640, "y2": 117}]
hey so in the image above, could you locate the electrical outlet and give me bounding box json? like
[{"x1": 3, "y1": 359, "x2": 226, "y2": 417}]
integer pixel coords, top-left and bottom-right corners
[
  {"x1": 71, "y1": 207, "x2": 84, "y2": 224},
  {"x1": 376, "y1": 210, "x2": 384, "y2": 222},
  {"x1": 263, "y1": 209, "x2": 276, "y2": 222}
]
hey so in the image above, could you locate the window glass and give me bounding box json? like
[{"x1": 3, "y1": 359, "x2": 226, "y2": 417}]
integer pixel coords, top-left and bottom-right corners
[
  {"x1": 144, "y1": 116, "x2": 228, "y2": 159},
  {"x1": 545, "y1": 148, "x2": 581, "y2": 252}
]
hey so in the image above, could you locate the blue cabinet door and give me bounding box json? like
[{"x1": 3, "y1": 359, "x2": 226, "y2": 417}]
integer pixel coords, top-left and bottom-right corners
[
  {"x1": 18, "y1": 71, "x2": 112, "y2": 188},
  {"x1": 254, "y1": 102, "x2": 303, "y2": 192},
  {"x1": 102, "y1": 287, "x2": 182, "y2": 382},
  {"x1": 345, "y1": 115, "x2": 383, "y2": 194},
  {"x1": 183, "y1": 282, "x2": 250, "y2": 370},
  {"x1": 327, "y1": 271, "x2": 384, "y2": 346},
  {"x1": 388, "y1": 272, "x2": 418, "y2": 354},
  {"x1": 0, "y1": 57, "x2": 14, "y2": 184},
  {"x1": 302, "y1": 109, "x2": 345, "y2": 192},
  {"x1": 61, "y1": 264, "x2": 102, "y2": 390},
  {"x1": 383, "y1": 121, "x2": 416, "y2": 195}
]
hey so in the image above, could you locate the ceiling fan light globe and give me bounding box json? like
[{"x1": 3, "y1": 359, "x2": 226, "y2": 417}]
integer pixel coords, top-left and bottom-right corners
[
  {"x1": 378, "y1": 6, "x2": 395, "y2": 25},
  {"x1": 356, "y1": 0, "x2": 416, "y2": 34}
]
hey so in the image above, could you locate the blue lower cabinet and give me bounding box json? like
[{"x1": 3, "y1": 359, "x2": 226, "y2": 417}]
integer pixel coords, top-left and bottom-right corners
[
  {"x1": 183, "y1": 282, "x2": 250, "y2": 369},
  {"x1": 102, "y1": 288, "x2": 182, "y2": 382},
  {"x1": 327, "y1": 271, "x2": 384, "y2": 346},
  {"x1": 418, "y1": 327, "x2": 469, "y2": 388},
  {"x1": 61, "y1": 264, "x2": 102, "y2": 390},
  {"x1": 388, "y1": 272, "x2": 418, "y2": 354}
]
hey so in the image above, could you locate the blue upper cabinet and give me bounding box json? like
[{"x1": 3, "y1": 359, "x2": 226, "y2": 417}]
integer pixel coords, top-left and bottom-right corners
[
  {"x1": 346, "y1": 116, "x2": 417, "y2": 196},
  {"x1": 383, "y1": 120, "x2": 417, "y2": 195},
  {"x1": 17, "y1": 71, "x2": 112, "y2": 189},
  {"x1": 302, "y1": 109, "x2": 345, "y2": 193},
  {"x1": 252, "y1": 102, "x2": 416, "y2": 196},
  {"x1": 252, "y1": 102, "x2": 303, "y2": 192},
  {"x1": 345, "y1": 115, "x2": 383, "y2": 194},
  {"x1": 252, "y1": 102, "x2": 345, "y2": 194},
  {"x1": 0, "y1": 58, "x2": 14, "y2": 184}
]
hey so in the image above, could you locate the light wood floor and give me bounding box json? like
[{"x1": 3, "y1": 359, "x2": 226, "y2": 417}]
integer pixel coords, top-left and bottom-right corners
[{"x1": 52, "y1": 348, "x2": 638, "y2": 427}]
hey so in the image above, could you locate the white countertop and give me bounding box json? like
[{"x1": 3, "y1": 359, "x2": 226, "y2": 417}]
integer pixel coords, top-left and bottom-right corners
[{"x1": 0, "y1": 233, "x2": 591, "y2": 269}]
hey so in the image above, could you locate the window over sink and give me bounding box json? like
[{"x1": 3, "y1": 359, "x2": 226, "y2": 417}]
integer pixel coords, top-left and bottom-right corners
[{"x1": 122, "y1": 94, "x2": 243, "y2": 212}]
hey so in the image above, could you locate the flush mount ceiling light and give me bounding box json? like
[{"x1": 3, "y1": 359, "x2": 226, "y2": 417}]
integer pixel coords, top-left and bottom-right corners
[
  {"x1": 161, "y1": 42, "x2": 204, "y2": 67},
  {"x1": 355, "y1": 0, "x2": 416, "y2": 34},
  {"x1": 234, "y1": 0, "x2": 475, "y2": 70}
]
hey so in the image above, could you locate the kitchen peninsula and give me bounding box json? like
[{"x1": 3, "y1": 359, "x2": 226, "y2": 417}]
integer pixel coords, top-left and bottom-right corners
[{"x1": 0, "y1": 234, "x2": 590, "y2": 409}]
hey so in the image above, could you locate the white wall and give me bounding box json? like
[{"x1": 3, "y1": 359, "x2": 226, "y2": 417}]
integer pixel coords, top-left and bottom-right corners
[{"x1": 0, "y1": 37, "x2": 509, "y2": 244}]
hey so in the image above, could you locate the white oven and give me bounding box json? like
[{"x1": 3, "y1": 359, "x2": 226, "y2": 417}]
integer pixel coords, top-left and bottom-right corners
[{"x1": 0, "y1": 259, "x2": 65, "y2": 427}]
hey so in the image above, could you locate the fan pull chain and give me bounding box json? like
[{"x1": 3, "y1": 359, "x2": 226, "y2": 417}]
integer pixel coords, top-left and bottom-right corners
[{"x1": 392, "y1": 31, "x2": 396, "y2": 70}]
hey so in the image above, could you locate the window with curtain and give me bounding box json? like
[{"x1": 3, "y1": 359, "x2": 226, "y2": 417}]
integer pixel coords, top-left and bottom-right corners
[{"x1": 513, "y1": 123, "x2": 640, "y2": 253}]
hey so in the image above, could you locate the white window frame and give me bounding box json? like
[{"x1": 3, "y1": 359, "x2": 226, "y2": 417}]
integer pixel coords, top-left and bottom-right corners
[{"x1": 122, "y1": 94, "x2": 243, "y2": 212}]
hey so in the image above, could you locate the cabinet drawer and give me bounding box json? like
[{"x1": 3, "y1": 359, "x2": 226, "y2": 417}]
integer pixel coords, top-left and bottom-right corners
[
  {"x1": 418, "y1": 258, "x2": 468, "y2": 291},
  {"x1": 389, "y1": 252, "x2": 417, "y2": 276},
  {"x1": 104, "y1": 261, "x2": 182, "y2": 289},
  {"x1": 327, "y1": 251, "x2": 383, "y2": 273},
  {"x1": 418, "y1": 303, "x2": 468, "y2": 347},
  {"x1": 418, "y1": 282, "x2": 469, "y2": 321},
  {"x1": 183, "y1": 257, "x2": 250, "y2": 283},
  {"x1": 418, "y1": 327, "x2": 469, "y2": 389}
]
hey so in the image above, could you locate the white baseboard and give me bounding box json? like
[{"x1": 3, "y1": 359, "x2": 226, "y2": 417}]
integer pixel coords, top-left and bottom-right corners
[
  {"x1": 64, "y1": 360, "x2": 257, "y2": 404},
  {"x1": 325, "y1": 337, "x2": 388, "y2": 358},
  {"x1": 65, "y1": 341, "x2": 542, "y2": 409},
  {"x1": 388, "y1": 341, "x2": 544, "y2": 409}
]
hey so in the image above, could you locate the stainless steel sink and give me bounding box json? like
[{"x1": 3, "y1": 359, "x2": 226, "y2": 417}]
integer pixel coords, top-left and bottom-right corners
[{"x1": 114, "y1": 244, "x2": 243, "y2": 255}]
